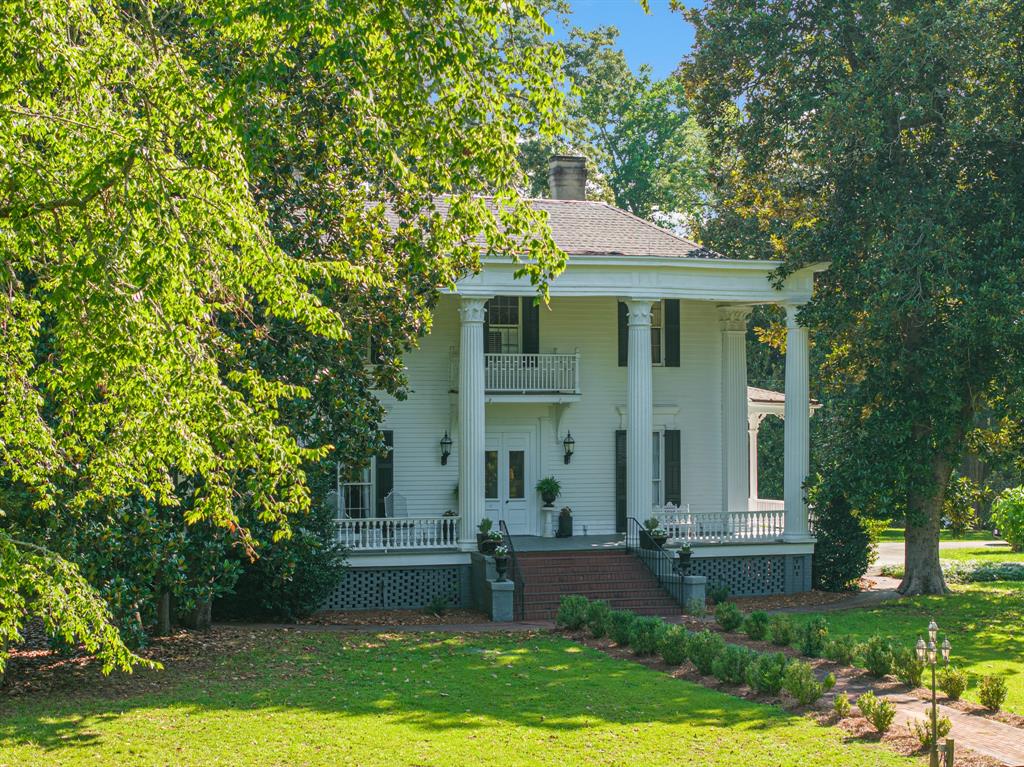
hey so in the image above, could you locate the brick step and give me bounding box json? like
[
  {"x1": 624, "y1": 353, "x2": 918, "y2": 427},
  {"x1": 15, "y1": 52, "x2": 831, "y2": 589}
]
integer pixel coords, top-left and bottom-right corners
[
  {"x1": 524, "y1": 582, "x2": 673, "y2": 595},
  {"x1": 524, "y1": 595, "x2": 680, "y2": 610},
  {"x1": 524, "y1": 603, "x2": 681, "y2": 620}
]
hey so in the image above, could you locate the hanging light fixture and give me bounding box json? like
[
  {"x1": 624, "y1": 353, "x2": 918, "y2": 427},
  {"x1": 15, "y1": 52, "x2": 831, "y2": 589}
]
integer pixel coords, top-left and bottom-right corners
[
  {"x1": 440, "y1": 431, "x2": 452, "y2": 466},
  {"x1": 563, "y1": 432, "x2": 575, "y2": 464}
]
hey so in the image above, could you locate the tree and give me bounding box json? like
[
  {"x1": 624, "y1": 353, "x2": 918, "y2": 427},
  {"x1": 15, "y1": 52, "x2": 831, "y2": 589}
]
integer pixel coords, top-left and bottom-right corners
[
  {"x1": 1, "y1": 0, "x2": 565, "y2": 666},
  {"x1": 683, "y1": 0, "x2": 1024, "y2": 593},
  {"x1": 520, "y1": 25, "x2": 710, "y2": 230}
]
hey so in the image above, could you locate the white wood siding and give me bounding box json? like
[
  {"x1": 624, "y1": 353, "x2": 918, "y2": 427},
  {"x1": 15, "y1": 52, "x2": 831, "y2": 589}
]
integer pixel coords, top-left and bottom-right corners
[{"x1": 376, "y1": 295, "x2": 724, "y2": 535}]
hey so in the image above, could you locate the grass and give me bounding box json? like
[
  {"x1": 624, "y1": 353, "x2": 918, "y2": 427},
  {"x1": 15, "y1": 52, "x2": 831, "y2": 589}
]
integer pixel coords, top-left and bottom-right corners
[
  {"x1": 878, "y1": 527, "x2": 999, "y2": 542},
  {"x1": 0, "y1": 631, "x2": 915, "y2": 767},
  {"x1": 794, "y1": 582, "x2": 1024, "y2": 714},
  {"x1": 937, "y1": 543, "x2": 1024, "y2": 563}
]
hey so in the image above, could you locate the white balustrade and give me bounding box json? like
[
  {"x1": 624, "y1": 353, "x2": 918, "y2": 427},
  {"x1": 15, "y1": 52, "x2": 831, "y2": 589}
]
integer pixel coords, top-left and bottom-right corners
[
  {"x1": 652, "y1": 508, "x2": 786, "y2": 544},
  {"x1": 335, "y1": 516, "x2": 461, "y2": 551},
  {"x1": 449, "y1": 350, "x2": 580, "y2": 394}
]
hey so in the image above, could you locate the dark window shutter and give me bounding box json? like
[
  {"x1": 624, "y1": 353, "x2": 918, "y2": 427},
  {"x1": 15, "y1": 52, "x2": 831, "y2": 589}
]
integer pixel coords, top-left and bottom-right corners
[
  {"x1": 615, "y1": 430, "x2": 627, "y2": 532},
  {"x1": 522, "y1": 297, "x2": 540, "y2": 354},
  {"x1": 664, "y1": 429, "x2": 681, "y2": 506},
  {"x1": 617, "y1": 302, "x2": 628, "y2": 367},
  {"x1": 375, "y1": 430, "x2": 394, "y2": 518},
  {"x1": 664, "y1": 299, "x2": 680, "y2": 367}
]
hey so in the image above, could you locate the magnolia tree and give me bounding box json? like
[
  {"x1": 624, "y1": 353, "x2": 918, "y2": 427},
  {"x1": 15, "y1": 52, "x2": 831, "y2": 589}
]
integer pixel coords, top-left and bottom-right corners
[
  {"x1": 0, "y1": 0, "x2": 566, "y2": 672},
  {"x1": 683, "y1": 0, "x2": 1024, "y2": 593}
]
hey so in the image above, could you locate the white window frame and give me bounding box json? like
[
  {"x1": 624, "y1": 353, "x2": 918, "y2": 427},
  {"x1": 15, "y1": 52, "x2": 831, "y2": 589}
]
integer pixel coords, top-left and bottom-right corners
[
  {"x1": 652, "y1": 431, "x2": 663, "y2": 507},
  {"x1": 338, "y1": 461, "x2": 375, "y2": 519},
  {"x1": 650, "y1": 300, "x2": 665, "y2": 366},
  {"x1": 486, "y1": 296, "x2": 522, "y2": 355}
]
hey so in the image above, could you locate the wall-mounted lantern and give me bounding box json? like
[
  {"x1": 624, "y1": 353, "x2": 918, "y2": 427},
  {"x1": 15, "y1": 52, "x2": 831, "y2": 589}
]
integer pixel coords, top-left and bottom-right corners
[
  {"x1": 563, "y1": 432, "x2": 575, "y2": 464},
  {"x1": 440, "y1": 431, "x2": 452, "y2": 466}
]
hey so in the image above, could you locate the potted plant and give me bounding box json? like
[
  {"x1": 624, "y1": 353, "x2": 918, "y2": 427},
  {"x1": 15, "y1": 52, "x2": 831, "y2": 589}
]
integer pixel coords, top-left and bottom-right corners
[
  {"x1": 478, "y1": 519, "x2": 503, "y2": 554},
  {"x1": 675, "y1": 543, "x2": 693, "y2": 574},
  {"x1": 556, "y1": 506, "x2": 574, "y2": 538},
  {"x1": 493, "y1": 544, "x2": 510, "y2": 581},
  {"x1": 536, "y1": 476, "x2": 562, "y2": 508},
  {"x1": 642, "y1": 516, "x2": 668, "y2": 549},
  {"x1": 477, "y1": 517, "x2": 493, "y2": 549}
]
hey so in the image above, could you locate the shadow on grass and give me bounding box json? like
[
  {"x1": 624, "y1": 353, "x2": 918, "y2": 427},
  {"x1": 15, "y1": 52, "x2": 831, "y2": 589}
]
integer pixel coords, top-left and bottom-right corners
[{"x1": 0, "y1": 632, "x2": 818, "y2": 754}]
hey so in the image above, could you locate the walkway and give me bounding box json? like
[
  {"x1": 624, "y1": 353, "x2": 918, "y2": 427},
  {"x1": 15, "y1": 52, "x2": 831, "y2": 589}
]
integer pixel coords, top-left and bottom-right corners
[{"x1": 874, "y1": 539, "x2": 1009, "y2": 569}]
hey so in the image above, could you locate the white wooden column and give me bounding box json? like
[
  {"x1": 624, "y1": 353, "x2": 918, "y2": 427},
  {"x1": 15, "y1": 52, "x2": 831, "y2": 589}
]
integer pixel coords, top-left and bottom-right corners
[
  {"x1": 748, "y1": 413, "x2": 765, "y2": 502},
  {"x1": 625, "y1": 300, "x2": 654, "y2": 524},
  {"x1": 720, "y1": 306, "x2": 751, "y2": 514},
  {"x1": 783, "y1": 304, "x2": 812, "y2": 540},
  {"x1": 458, "y1": 296, "x2": 489, "y2": 549}
]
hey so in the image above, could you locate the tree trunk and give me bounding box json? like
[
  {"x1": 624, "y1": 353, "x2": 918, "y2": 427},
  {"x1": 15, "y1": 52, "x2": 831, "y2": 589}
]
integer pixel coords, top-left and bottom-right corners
[
  {"x1": 179, "y1": 599, "x2": 212, "y2": 631},
  {"x1": 899, "y1": 455, "x2": 953, "y2": 595},
  {"x1": 155, "y1": 591, "x2": 172, "y2": 636}
]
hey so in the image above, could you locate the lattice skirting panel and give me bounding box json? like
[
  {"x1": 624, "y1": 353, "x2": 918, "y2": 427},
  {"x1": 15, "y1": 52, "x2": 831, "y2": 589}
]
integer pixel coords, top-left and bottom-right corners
[
  {"x1": 688, "y1": 555, "x2": 788, "y2": 596},
  {"x1": 322, "y1": 565, "x2": 471, "y2": 611}
]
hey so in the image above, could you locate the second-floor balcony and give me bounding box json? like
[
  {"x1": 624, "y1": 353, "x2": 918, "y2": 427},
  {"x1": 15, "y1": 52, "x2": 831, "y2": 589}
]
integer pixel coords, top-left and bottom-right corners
[{"x1": 450, "y1": 349, "x2": 581, "y2": 397}]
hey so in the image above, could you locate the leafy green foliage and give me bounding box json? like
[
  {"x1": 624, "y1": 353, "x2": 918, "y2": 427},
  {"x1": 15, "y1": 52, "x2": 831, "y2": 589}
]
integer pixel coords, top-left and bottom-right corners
[
  {"x1": 658, "y1": 625, "x2": 689, "y2": 666},
  {"x1": 939, "y1": 667, "x2": 968, "y2": 701},
  {"x1": 857, "y1": 692, "x2": 896, "y2": 733},
  {"x1": 688, "y1": 630, "x2": 726, "y2": 675},
  {"x1": 782, "y1": 661, "x2": 835, "y2": 706},
  {"x1": 742, "y1": 611, "x2": 770, "y2": 641},
  {"x1": 769, "y1": 615, "x2": 795, "y2": 646},
  {"x1": 979, "y1": 675, "x2": 1008, "y2": 711},
  {"x1": 555, "y1": 595, "x2": 590, "y2": 630},
  {"x1": 860, "y1": 636, "x2": 895, "y2": 678},
  {"x1": 810, "y1": 490, "x2": 882, "y2": 591},
  {"x1": 712, "y1": 644, "x2": 755, "y2": 685},
  {"x1": 628, "y1": 617, "x2": 667, "y2": 656},
  {"x1": 833, "y1": 692, "x2": 851, "y2": 719},
  {"x1": 892, "y1": 647, "x2": 925, "y2": 688},
  {"x1": 796, "y1": 616, "x2": 829, "y2": 658},
  {"x1": 714, "y1": 601, "x2": 743, "y2": 632},
  {"x1": 707, "y1": 582, "x2": 731, "y2": 605},
  {"x1": 608, "y1": 610, "x2": 637, "y2": 646},
  {"x1": 823, "y1": 635, "x2": 859, "y2": 666},
  {"x1": 943, "y1": 476, "x2": 986, "y2": 537},
  {"x1": 684, "y1": 0, "x2": 1024, "y2": 595},
  {"x1": 585, "y1": 599, "x2": 612, "y2": 639},
  {"x1": 991, "y1": 487, "x2": 1024, "y2": 552},
  {"x1": 911, "y1": 713, "x2": 951, "y2": 749},
  {"x1": 745, "y1": 651, "x2": 789, "y2": 695}
]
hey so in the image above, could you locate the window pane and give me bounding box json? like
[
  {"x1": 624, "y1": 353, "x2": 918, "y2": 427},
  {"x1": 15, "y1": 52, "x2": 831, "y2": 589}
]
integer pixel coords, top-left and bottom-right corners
[
  {"x1": 508, "y1": 450, "x2": 525, "y2": 499},
  {"x1": 652, "y1": 433, "x2": 661, "y2": 506},
  {"x1": 485, "y1": 450, "x2": 499, "y2": 499},
  {"x1": 650, "y1": 301, "x2": 663, "y2": 364}
]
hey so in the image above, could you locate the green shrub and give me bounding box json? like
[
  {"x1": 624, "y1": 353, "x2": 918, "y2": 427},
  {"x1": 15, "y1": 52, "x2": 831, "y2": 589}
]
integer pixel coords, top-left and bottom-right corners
[
  {"x1": 939, "y1": 667, "x2": 968, "y2": 701},
  {"x1": 892, "y1": 646, "x2": 925, "y2": 687},
  {"x1": 911, "y1": 712, "x2": 952, "y2": 749},
  {"x1": 810, "y1": 489, "x2": 880, "y2": 591},
  {"x1": 658, "y1": 625, "x2": 689, "y2": 666},
  {"x1": 712, "y1": 644, "x2": 755, "y2": 684},
  {"x1": 860, "y1": 635, "x2": 894, "y2": 678},
  {"x1": 585, "y1": 599, "x2": 612, "y2": 639},
  {"x1": 858, "y1": 691, "x2": 896, "y2": 733},
  {"x1": 944, "y1": 475, "x2": 984, "y2": 537},
  {"x1": 608, "y1": 610, "x2": 637, "y2": 645},
  {"x1": 707, "y1": 582, "x2": 731, "y2": 605},
  {"x1": 823, "y1": 635, "x2": 858, "y2": 665},
  {"x1": 629, "y1": 616, "x2": 667, "y2": 656},
  {"x1": 685, "y1": 598, "x2": 707, "y2": 617},
  {"x1": 796, "y1": 616, "x2": 829, "y2": 657},
  {"x1": 979, "y1": 675, "x2": 1008, "y2": 711},
  {"x1": 745, "y1": 651, "x2": 789, "y2": 695},
  {"x1": 833, "y1": 691, "x2": 851, "y2": 718},
  {"x1": 991, "y1": 486, "x2": 1024, "y2": 552},
  {"x1": 743, "y1": 611, "x2": 770, "y2": 641},
  {"x1": 782, "y1": 660, "x2": 835, "y2": 705},
  {"x1": 688, "y1": 630, "x2": 726, "y2": 675},
  {"x1": 768, "y1": 615, "x2": 795, "y2": 646},
  {"x1": 555, "y1": 595, "x2": 590, "y2": 630},
  {"x1": 714, "y1": 601, "x2": 743, "y2": 632}
]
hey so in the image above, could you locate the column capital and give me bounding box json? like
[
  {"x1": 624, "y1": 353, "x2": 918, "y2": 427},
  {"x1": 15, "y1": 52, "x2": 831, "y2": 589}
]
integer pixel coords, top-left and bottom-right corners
[
  {"x1": 623, "y1": 299, "x2": 654, "y2": 326},
  {"x1": 457, "y1": 296, "x2": 490, "y2": 324},
  {"x1": 718, "y1": 305, "x2": 752, "y2": 332}
]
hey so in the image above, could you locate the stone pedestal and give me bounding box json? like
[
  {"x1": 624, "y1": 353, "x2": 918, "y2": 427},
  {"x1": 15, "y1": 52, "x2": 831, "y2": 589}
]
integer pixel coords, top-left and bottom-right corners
[
  {"x1": 682, "y1": 575, "x2": 707, "y2": 607},
  {"x1": 541, "y1": 505, "x2": 557, "y2": 537},
  {"x1": 487, "y1": 579, "x2": 515, "y2": 622}
]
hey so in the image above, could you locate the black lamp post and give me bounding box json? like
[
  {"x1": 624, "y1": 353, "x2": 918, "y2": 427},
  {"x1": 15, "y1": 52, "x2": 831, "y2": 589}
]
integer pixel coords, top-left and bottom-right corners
[
  {"x1": 440, "y1": 431, "x2": 452, "y2": 466},
  {"x1": 916, "y1": 619, "x2": 952, "y2": 767},
  {"x1": 563, "y1": 432, "x2": 575, "y2": 464}
]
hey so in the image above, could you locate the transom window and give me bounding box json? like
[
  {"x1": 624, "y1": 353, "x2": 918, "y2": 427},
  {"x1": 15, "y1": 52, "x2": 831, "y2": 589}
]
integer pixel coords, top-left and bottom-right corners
[
  {"x1": 650, "y1": 300, "x2": 664, "y2": 366},
  {"x1": 486, "y1": 296, "x2": 521, "y2": 354}
]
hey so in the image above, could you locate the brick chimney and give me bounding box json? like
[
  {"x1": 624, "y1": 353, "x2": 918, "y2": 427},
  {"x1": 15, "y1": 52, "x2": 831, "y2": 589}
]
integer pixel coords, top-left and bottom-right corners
[{"x1": 548, "y1": 155, "x2": 587, "y2": 201}]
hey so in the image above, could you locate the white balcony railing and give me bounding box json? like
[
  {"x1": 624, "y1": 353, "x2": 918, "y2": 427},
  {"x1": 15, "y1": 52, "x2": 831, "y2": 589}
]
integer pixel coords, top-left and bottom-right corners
[
  {"x1": 336, "y1": 516, "x2": 460, "y2": 551},
  {"x1": 450, "y1": 350, "x2": 581, "y2": 395},
  {"x1": 653, "y1": 507, "x2": 785, "y2": 544}
]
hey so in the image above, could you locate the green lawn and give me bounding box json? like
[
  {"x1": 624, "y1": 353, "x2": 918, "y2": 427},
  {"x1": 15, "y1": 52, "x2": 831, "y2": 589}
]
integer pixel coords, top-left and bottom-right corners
[
  {"x1": 938, "y1": 543, "x2": 1024, "y2": 563},
  {"x1": 794, "y1": 582, "x2": 1024, "y2": 714},
  {"x1": 878, "y1": 527, "x2": 999, "y2": 542},
  {"x1": 0, "y1": 631, "x2": 914, "y2": 767}
]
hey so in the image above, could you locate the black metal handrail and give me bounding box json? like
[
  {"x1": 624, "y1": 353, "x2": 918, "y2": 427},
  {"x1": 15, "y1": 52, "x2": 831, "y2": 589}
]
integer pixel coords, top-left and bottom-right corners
[
  {"x1": 498, "y1": 519, "x2": 526, "y2": 621},
  {"x1": 624, "y1": 516, "x2": 686, "y2": 607}
]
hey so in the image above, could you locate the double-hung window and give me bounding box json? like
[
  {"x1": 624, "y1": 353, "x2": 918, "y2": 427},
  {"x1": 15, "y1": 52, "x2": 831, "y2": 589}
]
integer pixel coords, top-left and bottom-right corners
[
  {"x1": 485, "y1": 296, "x2": 521, "y2": 354},
  {"x1": 652, "y1": 431, "x2": 663, "y2": 507},
  {"x1": 650, "y1": 300, "x2": 664, "y2": 366}
]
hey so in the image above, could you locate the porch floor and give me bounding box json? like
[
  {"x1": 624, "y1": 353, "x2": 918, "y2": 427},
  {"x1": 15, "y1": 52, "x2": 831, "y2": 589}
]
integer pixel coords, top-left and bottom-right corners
[{"x1": 509, "y1": 534, "x2": 625, "y2": 552}]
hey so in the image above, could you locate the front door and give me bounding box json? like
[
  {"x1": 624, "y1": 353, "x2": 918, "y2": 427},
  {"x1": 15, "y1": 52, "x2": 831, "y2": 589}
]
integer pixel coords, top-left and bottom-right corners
[{"x1": 484, "y1": 432, "x2": 532, "y2": 535}]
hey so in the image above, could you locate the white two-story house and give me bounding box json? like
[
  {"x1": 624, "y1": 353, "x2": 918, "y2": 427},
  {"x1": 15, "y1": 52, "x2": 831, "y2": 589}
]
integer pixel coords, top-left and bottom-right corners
[{"x1": 324, "y1": 157, "x2": 825, "y2": 615}]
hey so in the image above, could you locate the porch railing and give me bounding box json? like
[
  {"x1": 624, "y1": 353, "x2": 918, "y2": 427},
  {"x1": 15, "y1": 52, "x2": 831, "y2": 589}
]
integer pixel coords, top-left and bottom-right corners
[
  {"x1": 652, "y1": 507, "x2": 785, "y2": 544},
  {"x1": 624, "y1": 517, "x2": 685, "y2": 607},
  {"x1": 498, "y1": 519, "x2": 526, "y2": 621},
  {"x1": 449, "y1": 349, "x2": 581, "y2": 394},
  {"x1": 335, "y1": 516, "x2": 460, "y2": 551}
]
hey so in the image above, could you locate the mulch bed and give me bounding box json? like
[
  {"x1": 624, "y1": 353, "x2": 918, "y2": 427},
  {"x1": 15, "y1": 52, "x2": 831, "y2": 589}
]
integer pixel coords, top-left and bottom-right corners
[
  {"x1": 303, "y1": 608, "x2": 490, "y2": 626},
  {"x1": 728, "y1": 577, "x2": 884, "y2": 612}
]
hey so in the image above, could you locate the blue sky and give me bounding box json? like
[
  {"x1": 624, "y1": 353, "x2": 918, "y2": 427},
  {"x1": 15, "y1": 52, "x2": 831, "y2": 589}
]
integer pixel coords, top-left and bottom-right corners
[{"x1": 551, "y1": 1, "x2": 702, "y2": 80}]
